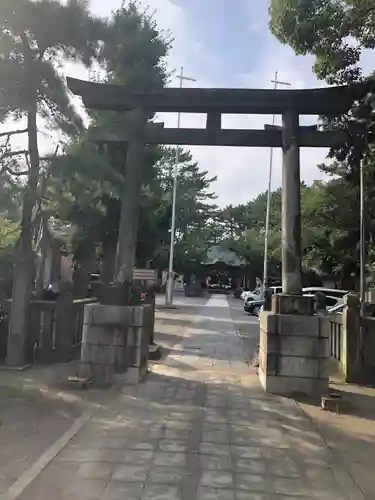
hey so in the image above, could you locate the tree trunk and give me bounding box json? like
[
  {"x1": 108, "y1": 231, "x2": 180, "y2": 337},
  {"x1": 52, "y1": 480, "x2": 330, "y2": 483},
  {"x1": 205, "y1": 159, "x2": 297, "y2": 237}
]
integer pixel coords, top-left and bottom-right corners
[
  {"x1": 6, "y1": 102, "x2": 39, "y2": 366},
  {"x1": 100, "y1": 242, "x2": 117, "y2": 283},
  {"x1": 73, "y1": 252, "x2": 95, "y2": 298},
  {"x1": 114, "y1": 110, "x2": 147, "y2": 283}
]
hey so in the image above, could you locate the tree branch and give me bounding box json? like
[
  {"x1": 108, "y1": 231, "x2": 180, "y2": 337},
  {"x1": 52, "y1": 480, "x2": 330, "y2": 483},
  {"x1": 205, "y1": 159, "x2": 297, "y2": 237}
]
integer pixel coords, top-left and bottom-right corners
[
  {"x1": 6, "y1": 168, "x2": 29, "y2": 176},
  {"x1": 2, "y1": 150, "x2": 29, "y2": 158},
  {"x1": 0, "y1": 128, "x2": 28, "y2": 139}
]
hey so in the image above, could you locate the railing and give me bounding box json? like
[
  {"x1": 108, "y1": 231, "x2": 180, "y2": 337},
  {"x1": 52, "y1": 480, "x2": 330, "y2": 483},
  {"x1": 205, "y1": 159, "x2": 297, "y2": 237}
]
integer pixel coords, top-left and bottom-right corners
[
  {"x1": 329, "y1": 313, "x2": 345, "y2": 380},
  {"x1": 330, "y1": 313, "x2": 343, "y2": 362},
  {"x1": 1, "y1": 297, "x2": 98, "y2": 363},
  {"x1": 72, "y1": 298, "x2": 98, "y2": 347}
]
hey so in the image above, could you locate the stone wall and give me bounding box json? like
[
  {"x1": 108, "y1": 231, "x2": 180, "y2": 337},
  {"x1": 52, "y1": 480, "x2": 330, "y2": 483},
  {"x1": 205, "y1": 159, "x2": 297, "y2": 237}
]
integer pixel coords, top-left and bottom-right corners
[
  {"x1": 80, "y1": 303, "x2": 151, "y2": 387},
  {"x1": 259, "y1": 310, "x2": 329, "y2": 397}
]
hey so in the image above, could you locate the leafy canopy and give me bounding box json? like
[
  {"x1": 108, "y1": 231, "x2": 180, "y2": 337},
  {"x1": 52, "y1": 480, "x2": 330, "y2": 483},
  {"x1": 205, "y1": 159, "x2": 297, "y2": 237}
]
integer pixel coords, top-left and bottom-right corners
[
  {"x1": 0, "y1": 0, "x2": 106, "y2": 133},
  {"x1": 270, "y1": 0, "x2": 375, "y2": 84}
]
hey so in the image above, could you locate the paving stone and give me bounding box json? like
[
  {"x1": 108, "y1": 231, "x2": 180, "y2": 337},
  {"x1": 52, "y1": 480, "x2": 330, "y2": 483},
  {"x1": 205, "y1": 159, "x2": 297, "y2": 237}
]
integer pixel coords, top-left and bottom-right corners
[
  {"x1": 101, "y1": 481, "x2": 143, "y2": 500},
  {"x1": 199, "y1": 454, "x2": 233, "y2": 471},
  {"x1": 120, "y1": 441, "x2": 157, "y2": 451},
  {"x1": 77, "y1": 462, "x2": 113, "y2": 480},
  {"x1": 273, "y1": 477, "x2": 315, "y2": 497},
  {"x1": 202, "y1": 431, "x2": 230, "y2": 444},
  {"x1": 154, "y1": 452, "x2": 187, "y2": 467},
  {"x1": 147, "y1": 466, "x2": 185, "y2": 484},
  {"x1": 141, "y1": 484, "x2": 182, "y2": 500},
  {"x1": 200, "y1": 443, "x2": 231, "y2": 458},
  {"x1": 166, "y1": 420, "x2": 194, "y2": 431},
  {"x1": 233, "y1": 459, "x2": 266, "y2": 475},
  {"x1": 158, "y1": 440, "x2": 189, "y2": 453},
  {"x1": 200, "y1": 471, "x2": 234, "y2": 489},
  {"x1": 121, "y1": 450, "x2": 154, "y2": 464},
  {"x1": 197, "y1": 487, "x2": 235, "y2": 500},
  {"x1": 235, "y1": 474, "x2": 268, "y2": 492},
  {"x1": 267, "y1": 459, "x2": 302, "y2": 478},
  {"x1": 62, "y1": 478, "x2": 107, "y2": 499},
  {"x1": 231, "y1": 446, "x2": 262, "y2": 460},
  {"x1": 58, "y1": 448, "x2": 103, "y2": 463},
  {"x1": 112, "y1": 464, "x2": 150, "y2": 482},
  {"x1": 202, "y1": 423, "x2": 228, "y2": 433},
  {"x1": 165, "y1": 429, "x2": 191, "y2": 440},
  {"x1": 18, "y1": 480, "x2": 66, "y2": 500},
  {"x1": 235, "y1": 494, "x2": 272, "y2": 500}
]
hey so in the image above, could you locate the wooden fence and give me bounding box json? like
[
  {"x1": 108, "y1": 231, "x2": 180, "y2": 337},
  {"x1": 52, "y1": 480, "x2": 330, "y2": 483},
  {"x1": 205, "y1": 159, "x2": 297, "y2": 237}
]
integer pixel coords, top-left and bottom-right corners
[
  {"x1": 329, "y1": 313, "x2": 343, "y2": 376},
  {"x1": 0, "y1": 297, "x2": 98, "y2": 363},
  {"x1": 329, "y1": 296, "x2": 375, "y2": 383}
]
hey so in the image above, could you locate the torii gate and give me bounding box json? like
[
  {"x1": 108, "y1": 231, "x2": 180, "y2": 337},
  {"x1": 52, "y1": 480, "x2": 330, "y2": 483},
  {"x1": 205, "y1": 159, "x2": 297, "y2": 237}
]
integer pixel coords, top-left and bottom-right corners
[
  {"x1": 68, "y1": 77, "x2": 367, "y2": 295},
  {"x1": 68, "y1": 78, "x2": 371, "y2": 396}
]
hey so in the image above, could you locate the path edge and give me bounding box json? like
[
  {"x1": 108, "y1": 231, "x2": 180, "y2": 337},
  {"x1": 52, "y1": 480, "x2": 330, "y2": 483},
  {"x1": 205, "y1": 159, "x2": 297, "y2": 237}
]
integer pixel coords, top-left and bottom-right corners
[{"x1": 1, "y1": 412, "x2": 91, "y2": 500}]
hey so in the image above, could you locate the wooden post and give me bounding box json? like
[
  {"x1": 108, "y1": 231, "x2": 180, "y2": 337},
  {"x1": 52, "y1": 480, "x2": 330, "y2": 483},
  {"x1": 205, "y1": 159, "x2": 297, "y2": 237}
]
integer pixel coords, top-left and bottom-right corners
[
  {"x1": 342, "y1": 293, "x2": 361, "y2": 382},
  {"x1": 54, "y1": 282, "x2": 74, "y2": 361}
]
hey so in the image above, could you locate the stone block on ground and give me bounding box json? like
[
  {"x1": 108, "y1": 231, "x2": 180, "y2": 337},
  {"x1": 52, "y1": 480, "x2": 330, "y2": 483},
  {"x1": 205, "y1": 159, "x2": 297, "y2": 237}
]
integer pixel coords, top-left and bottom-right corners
[
  {"x1": 259, "y1": 302, "x2": 329, "y2": 397},
  {"x1": 79, "y1": 303, "x2": 152, "y2": 388}
]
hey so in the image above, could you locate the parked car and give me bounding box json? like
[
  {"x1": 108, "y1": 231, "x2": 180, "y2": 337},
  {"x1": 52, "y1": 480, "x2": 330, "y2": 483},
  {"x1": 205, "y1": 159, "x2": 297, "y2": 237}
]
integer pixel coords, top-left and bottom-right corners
[
  {"x1": 244, "y1": 298, "x2": 264, "y2": 316},
  {"x1": 245, "y1": 292, "x2": 343, "y2": 317},
  {"x1": 303, "y1": 293, "x2": 342, "y2": 309},
  {"x1": 241, "y1": 288, "x2": 261, "y2": 301},
  {"x1": 243, "y1": 285, "x2": 282, "y2": 304}
]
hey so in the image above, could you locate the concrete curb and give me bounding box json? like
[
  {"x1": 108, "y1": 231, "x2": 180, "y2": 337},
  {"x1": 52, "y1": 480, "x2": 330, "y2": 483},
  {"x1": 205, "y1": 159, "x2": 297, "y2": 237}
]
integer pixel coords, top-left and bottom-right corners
[{"x1": 1, "y1": 412, "x2": 91, "y2": 500}]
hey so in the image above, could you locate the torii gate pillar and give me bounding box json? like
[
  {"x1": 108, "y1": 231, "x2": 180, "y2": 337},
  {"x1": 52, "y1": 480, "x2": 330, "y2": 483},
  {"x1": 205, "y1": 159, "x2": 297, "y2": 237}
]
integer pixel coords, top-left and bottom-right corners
[
  {"x1": 281, "y1": 110, "x2": 302, "y2": 294},
  {"x1": 259, "y1": 111, "x2": 329, "y2": 398}
]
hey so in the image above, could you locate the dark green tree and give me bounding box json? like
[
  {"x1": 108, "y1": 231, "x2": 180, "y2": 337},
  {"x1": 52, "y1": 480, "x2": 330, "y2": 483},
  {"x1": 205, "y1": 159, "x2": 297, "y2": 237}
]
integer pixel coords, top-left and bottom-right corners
[
  {"x1": 269, "y1": 0, "x2": 375, "y2": 84},
  {"x1": 0, "y1": 0, "x2": 106, "y2": 365}
]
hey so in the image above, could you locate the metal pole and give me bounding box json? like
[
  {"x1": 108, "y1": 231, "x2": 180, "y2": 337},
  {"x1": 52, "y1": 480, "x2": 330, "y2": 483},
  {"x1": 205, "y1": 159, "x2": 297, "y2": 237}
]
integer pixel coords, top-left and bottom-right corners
[
  {"x1": 262, "y1": 72, "x2": 291, "y2": 292},
  {"x1": 360, "y1": 157, "x2": 365, "y2": 315},
  {"x1": 165, "y1": 67, "x2": 196, "y2": 306}
]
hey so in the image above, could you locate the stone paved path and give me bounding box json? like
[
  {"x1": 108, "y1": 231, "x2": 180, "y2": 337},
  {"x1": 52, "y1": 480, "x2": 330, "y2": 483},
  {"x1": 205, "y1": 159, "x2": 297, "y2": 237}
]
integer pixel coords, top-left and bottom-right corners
[{"x1": 16, "y1": 295, "x2": 365, "y2": 500}]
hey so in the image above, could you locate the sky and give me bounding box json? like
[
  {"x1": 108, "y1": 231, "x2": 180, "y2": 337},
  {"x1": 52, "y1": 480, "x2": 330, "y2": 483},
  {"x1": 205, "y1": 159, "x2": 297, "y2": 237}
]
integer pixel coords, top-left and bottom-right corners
[
  {"x1": 85, "y1": 0, "x2": 333, "y2": 206},
  {"x1": 3, "y1": 0, "x2": 374, "y2": 207}
]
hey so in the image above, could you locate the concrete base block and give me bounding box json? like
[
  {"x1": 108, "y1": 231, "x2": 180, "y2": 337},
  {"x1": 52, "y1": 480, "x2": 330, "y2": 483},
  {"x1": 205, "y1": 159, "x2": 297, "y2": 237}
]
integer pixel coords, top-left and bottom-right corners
[
  {"x1": 259, "y1": 306, "x2": 329, "y2": 398},
  {"x1": 272, "y1": 293, "x2": 314, "y2": 315},
  {"x1": 79, "y1": 362, "x2": 114, "y2": 389},
  {"x1": 128, "y1": 344, "x2": 149, "y2": 368},
  {"x1": 259, "y1": 367, "x2": 328, "y2": 397},
  {"x1": 79, "y1": 303, "x2": 153, "y2": 388},
  {"x1": 123, "y1": 366, "x2": 148, "y2": 384}
]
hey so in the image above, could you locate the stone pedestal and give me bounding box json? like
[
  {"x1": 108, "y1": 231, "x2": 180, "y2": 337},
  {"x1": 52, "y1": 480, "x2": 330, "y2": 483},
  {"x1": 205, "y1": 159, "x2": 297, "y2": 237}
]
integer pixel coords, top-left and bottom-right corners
[
  {"x1": 258, "y1": 295, "x2": 329, "y2": 397},
  {"x1": 79, "y1": 303, "x2": 151, "y2": 388}
]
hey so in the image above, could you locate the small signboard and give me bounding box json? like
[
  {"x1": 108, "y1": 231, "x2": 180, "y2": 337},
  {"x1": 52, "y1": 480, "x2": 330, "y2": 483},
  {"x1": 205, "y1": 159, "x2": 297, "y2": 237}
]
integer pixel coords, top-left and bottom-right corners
[{"x1": 133, "y1": 269, "x2": 157, "y2": 284}]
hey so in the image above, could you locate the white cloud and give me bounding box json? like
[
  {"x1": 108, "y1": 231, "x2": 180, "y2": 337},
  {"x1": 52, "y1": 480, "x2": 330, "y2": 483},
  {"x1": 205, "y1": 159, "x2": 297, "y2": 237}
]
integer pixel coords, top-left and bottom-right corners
[{"x1": 1, "y1": 0, "x2": 368, "y2": 208}]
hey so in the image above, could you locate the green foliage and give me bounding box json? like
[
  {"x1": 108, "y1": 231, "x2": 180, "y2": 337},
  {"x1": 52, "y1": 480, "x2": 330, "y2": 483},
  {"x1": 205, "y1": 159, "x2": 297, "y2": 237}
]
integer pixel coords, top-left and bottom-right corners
[
  {"x1": 101, "y1": 1, "x2": 172, "y2": 90},
  {"x1": 44, "y1": 3, "x2": 218, "y2": 278},
  {"x1": 0, "y1": 0, "x2": 106, "y2": 132},
  {"x1": 269, "y1": 0, "x2": 375, "y2": 84}
]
